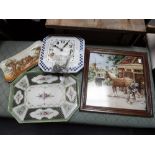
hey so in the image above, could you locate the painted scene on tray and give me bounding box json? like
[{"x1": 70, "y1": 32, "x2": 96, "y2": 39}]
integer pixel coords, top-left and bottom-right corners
[{"x1": 86, "y1": 52, "x2": 146, "y2": 110}]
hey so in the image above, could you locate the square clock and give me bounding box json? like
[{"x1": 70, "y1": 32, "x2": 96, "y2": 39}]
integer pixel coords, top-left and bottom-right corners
[{"x1": 38, "y1": 36, "x2": 85, "y2": 73}]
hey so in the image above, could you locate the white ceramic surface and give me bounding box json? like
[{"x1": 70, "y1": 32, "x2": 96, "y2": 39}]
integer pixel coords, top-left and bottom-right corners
[
  {"x1": 9, "y1": 73, "x2": 78, "y2": 123},
  {"x1": 38, "y1": 36, "x2": 85, "y2": 73}
]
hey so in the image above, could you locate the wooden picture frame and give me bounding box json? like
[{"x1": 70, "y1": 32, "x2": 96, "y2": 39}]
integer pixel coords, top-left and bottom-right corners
[{"x1": 80, "y1": 48, "x2": 153, "y2": 117}]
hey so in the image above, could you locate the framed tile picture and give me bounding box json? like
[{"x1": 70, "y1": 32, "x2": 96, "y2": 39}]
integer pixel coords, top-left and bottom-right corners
[{"x1": 80, "y1": 48, "x2": 153, "y2": 117}]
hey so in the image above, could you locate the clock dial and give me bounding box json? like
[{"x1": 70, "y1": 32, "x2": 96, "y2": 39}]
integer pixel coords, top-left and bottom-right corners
[
  {"x1": 46, "y1": 39, "x2": 75, "y2": 68},
  {"x1": 39, "y1": 36, "x2": 85, "y2": 73},
  {"x1": 48, "y1": 39, "x2": 74, "y2": 56},
  {"x1": 49, "y1": 40, "x2": 74, "y2": 52}
]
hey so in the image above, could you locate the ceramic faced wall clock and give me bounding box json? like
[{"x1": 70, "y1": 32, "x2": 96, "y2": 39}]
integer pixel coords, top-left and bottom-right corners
[
  {"x1": 8, "y1": 71, "x2": 79, "y2": 123},
  {"x1": 38, "y1": 36, "x2": 85, "y2": 73}
]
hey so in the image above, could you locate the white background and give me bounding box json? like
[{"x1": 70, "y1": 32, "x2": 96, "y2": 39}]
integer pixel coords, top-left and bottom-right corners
[
  {"x1": 0, "y1": 0, "x2": 154, "y2": 19},
  {"x1": 0, "y1": 0, "x2": 155, "y2": 154},
  {"x1": 0, "y1": 136, "x2": 154, "y2": 155}
]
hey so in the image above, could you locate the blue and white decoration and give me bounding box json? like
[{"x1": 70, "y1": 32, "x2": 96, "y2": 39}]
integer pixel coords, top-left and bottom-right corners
[{"x1": 38, "y1": 36, "x2": 85, "y2": 73}]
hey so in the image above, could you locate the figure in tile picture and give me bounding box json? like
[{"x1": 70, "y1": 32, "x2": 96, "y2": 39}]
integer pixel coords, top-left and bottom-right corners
[{"x1": 87, "y1": 53, "x2": 146, "y2": 110}]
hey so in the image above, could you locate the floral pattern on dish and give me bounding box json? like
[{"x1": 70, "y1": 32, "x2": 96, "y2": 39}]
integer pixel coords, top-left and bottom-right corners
[
  {"x1": 25, "y1": 84, "x2": 65, "y2": 109},
  {"x1": 66, "y1": 86, "x2": 76, "y2": 102},
  {"x1": 15, "y1": 75, "x2": 29, "y2": 90},
  {"x1": 31, "y1": 75, "x2": 58, "y2": 84},
  {"x1": 14, "y1": 90, "x2": 23, "y2": 105},
  {"x1": 12, "y1": 104, "x2": 28, "y2": 121},
  {"x1": 30, "y1": 108, "x2": 59, "y2": 120},
  {"x1": 61, "y1": 102, "x2": 77, "y2": 119},
  {"x1": 9, "y1": 72, "x2": 78, "y2": 123}
]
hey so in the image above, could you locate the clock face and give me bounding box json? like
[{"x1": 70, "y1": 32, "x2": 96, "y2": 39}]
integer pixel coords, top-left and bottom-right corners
[
  {"x1": 39, "y1": 36, "x2": 85, "y2": 73},
  {"x1": 47, "y1": 39, "x2": 75, "y2": 65}
]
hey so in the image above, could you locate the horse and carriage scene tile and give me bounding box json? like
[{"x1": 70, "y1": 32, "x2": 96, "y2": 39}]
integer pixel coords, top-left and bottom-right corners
[{"x1": 81, "y1": 48, "x2": 152, "y2": 117}]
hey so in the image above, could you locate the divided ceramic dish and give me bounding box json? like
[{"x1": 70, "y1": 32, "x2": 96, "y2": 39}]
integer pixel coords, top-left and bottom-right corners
[
  {"x1": 8, "y1": 70, "x2": 79, "y2": 123},
  {"x1": 38, "y1": 36, "x2": 85, "y2": 73}
]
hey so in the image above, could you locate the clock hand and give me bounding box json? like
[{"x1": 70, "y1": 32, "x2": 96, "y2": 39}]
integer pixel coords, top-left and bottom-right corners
[
  {"x1": 53, "y1": 40, "x2": 70, "y2": 52},
  {"x1": 62, "y1": 40, "x2": 70, "y2": 49},
  {"x1": 53, "y1": 45, "x2": 63, "y2": 51}
]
